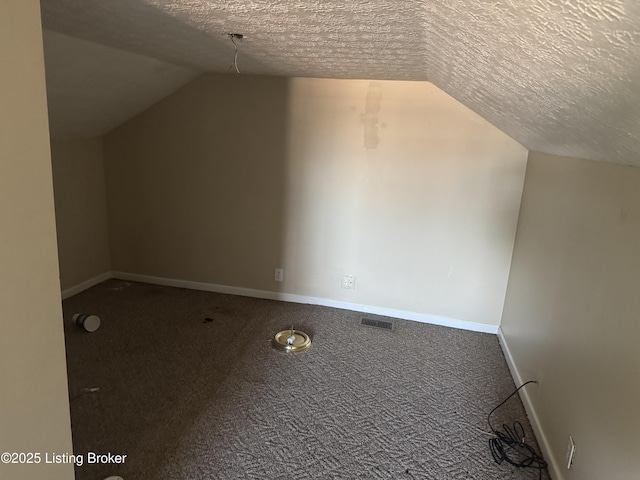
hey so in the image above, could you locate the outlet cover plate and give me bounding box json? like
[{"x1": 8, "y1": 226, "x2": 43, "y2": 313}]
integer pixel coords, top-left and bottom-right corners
[{"x1": 341, "y1": 275, "x2": 356, "y2": 289}]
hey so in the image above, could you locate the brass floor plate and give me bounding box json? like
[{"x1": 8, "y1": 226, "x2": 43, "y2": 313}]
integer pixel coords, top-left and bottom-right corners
[{"x1": 273, "y1": 329, "x2": 311, "y2": 353}]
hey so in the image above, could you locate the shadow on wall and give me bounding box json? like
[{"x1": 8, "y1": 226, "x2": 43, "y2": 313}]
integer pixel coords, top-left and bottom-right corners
[
  {"x1": 104, "y1": 73, "x2": 290, "y2": 290},
  {"x1": 103, "y1": 75, "x2": 528, "y2": 327}
]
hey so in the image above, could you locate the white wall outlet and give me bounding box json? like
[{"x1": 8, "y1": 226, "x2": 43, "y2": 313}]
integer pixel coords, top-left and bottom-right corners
[
  {"x1": 275, "y1": 268, "x2": 284, "y2": 282},
  {"x1": 566, "y1": 435, "x2": 576, "y2": 469},
  {"x1": 341, "y1": 274, "x2": 356, "y2": 289}
]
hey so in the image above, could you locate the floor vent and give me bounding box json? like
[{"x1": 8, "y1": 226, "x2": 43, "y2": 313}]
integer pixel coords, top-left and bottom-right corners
[{"x1": 361, "y1": 318, "x2": 394, "y2": 331}]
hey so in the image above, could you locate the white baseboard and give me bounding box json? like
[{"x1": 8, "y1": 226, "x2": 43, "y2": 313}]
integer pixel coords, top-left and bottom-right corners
[
  {"x1": 61, "y1": 271, "x2": 113, "y2": 300},
  {"x1": 111, "y1": 271, "x2": 499, "y2": 334},
  {"x1": 62, "y1": 271, "x2": 500, "y2": 336},
  {"x1": 497, "y1": 327, "x2": 562, "y2": 480}
]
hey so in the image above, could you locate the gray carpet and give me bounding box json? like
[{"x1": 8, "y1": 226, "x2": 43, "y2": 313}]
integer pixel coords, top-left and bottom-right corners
[{"x1": 62, "y1": 279, "x2": 549, "y2": 480}]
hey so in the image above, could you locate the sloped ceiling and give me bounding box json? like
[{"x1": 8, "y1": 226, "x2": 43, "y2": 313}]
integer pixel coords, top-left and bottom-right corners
[
  {"x1": 41, "y1": 0, "x2": 640, "y2": 165},
  {"x1": 43, "y1": 30, "x2": 198, "y2": 139}
]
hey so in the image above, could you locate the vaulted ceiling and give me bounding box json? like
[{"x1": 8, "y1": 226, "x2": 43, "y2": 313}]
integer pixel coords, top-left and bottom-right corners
[{"x1": 41, "y1": 0, "x2": 640, "y2": 166}]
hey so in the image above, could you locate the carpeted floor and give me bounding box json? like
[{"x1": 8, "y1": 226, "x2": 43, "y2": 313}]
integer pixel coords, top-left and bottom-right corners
[{"x1": 62, "y1": 279, "x2": 549, "y2": 480}]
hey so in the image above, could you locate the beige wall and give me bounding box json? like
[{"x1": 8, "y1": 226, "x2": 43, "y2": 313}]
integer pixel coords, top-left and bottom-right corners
[
  {"x1": 51, "y1": 137, "x2": 110, "y2": 290},
  {"x1": 105, "y1": 74, "x2": 528, "y2": 326},
  {"x1": 501, "y1": 151, "x2": 640, "y2": 480},
  {"x1": 0, "y1": 1, "x2": 74, "y2": 479}
]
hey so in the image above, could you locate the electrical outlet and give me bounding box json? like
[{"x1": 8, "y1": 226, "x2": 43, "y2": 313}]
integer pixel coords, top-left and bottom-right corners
[
  {"x1": 566, "y1": 436, "x2": 576, "y2": 469},
  {"x1": 275, "y1": 268, "x2": 284, "y2": 282},
  {"x1": 341, "y1": 275, "x2": 356, "y2": 289}
]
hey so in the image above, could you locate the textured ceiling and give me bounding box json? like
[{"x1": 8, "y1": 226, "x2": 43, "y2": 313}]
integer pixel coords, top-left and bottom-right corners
[{"x1": 41, "y1": 0, "x2": 640, "y2": 165}]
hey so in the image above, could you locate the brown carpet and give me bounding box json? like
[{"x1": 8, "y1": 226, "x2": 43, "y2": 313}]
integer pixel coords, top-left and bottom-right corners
[{"x1": 62, "y1": 279, "x2": 549, "y2": 480}]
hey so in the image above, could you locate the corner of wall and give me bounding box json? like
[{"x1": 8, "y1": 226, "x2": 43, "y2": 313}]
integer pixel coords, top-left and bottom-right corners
[{"x1": 497, "y1": 327, "x2": 563, "y2": 480}]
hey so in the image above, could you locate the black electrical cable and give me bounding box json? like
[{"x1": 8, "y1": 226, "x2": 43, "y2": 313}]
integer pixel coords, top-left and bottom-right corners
[{"x1": 487, "y1": 381, "x2": 548, "y2": 479}]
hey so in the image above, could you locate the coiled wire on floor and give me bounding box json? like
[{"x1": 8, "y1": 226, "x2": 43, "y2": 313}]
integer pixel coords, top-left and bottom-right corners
[{"x1": 487, "y1": 381, "x2": 548, "y2": 479}]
